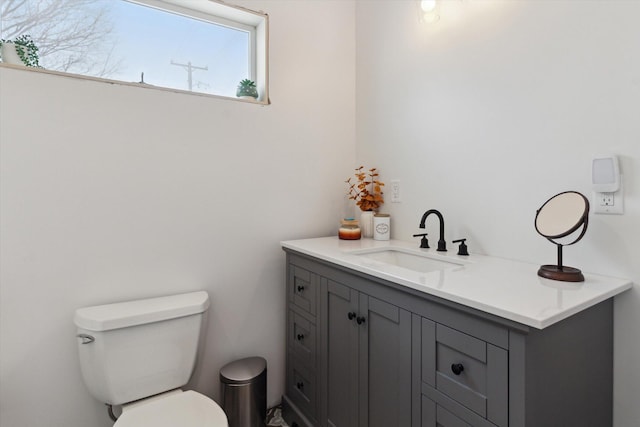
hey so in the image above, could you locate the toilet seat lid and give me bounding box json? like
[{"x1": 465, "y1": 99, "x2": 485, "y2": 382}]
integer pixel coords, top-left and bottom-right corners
[{"x1": 115, "y1": 390, "x2": 228, "y2": 427}]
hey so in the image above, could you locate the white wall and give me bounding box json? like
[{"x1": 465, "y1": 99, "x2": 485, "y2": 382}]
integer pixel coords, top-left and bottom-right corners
[
  {"x1": 0, "y1": 1, "x2": 355, "y2": 426},
  {"x1": 3, "y1": 0, "x2": 639, "y2": 425},
  {"x1": 355, "y1": 1, "x2": 639, "y2": 425}
]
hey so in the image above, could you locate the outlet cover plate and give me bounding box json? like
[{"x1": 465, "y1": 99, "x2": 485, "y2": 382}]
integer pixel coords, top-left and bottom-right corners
[{"x1": 593, "y1": 181, "x2": 624, "y2": 214}]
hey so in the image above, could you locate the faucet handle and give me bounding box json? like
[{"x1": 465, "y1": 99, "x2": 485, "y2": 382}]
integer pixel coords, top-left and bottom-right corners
[
  {"x1": 452, "y1": 239, "x2": 469, "y2": 256},
  {"x1": 413, "y1": 233, "x2": 429, "y2": 248}
]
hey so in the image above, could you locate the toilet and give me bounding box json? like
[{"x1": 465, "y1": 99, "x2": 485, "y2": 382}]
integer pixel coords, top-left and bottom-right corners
[{"x1": 74, "y1": 291, "x2": 228, "y2": 426}]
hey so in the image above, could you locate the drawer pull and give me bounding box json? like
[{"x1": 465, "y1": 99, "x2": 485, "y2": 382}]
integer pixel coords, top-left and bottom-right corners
[
  {"x1": 297, "y1": 285, "x2": 305, "y2": 292},
  {"x1": 297, "y1": 333, "x2": 305, "y2": 341},
  {"x1": 296, "y1": 381, "x2": 304, "y2": 390},
  {"x1": 348, "y1": 312, "x2": 356, "y2": 320},
  {"x1": 451, "y1": 363, "x2": 465, "y2": 375},
  {"x1": 356, "y1": 316, "x2": 366, "y2": 325}
]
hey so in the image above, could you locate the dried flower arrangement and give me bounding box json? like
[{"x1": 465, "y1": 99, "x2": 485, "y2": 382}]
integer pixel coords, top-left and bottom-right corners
[{"x1": 346, "y1": 166, "x2": 384, "y2": 212}]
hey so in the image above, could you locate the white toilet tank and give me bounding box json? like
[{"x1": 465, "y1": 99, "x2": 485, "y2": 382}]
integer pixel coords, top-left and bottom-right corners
[{"x1": 74, "y1": 291, "x2": 210, "y2": 405}]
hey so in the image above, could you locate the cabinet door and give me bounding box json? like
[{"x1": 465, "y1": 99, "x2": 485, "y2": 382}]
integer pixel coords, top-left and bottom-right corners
[
  {"x1": 359, "y1": 295, "x2": 412, "y2": 427},
  {"x1": 324, "y1": 279, "x2": 359, "y2": 427}
]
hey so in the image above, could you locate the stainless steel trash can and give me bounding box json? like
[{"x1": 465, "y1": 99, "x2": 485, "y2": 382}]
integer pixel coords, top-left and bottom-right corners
[{"x1": 220, "y1": 356, "x2": 267, "y2": 427}]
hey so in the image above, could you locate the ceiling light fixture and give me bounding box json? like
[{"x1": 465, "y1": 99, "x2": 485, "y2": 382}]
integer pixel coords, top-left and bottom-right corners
[{"x1": 420, "y1": 0, "x2": 440, "y2": 23}]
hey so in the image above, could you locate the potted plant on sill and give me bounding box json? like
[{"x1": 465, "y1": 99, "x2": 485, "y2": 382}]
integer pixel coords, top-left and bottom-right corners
[
  {"x1": 346, "y1": 166, "x2": 384, "y2": 238},
  {"x1": 0, "y1": 34, "x2": 41, "y2": 67},
  {"x1": 236, "y1": 79, "x2": 259, "y2": 100}
]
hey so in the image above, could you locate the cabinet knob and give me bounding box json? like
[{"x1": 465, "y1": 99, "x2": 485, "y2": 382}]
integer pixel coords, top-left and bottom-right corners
[
  {"x1": 296, "y1": 333, "x2": 305, "y2": 341},
  {"x1": 348, "y1": 312, "x2": 356, "y2": 320},
  {"x1": 451, "y1": 363, "x2": 464, "y2": 375},
  {"x1": 356, "y1": 316, "x2": 366, "y2": 325},
  {"x1": 296, "y1": 381, "x2": 304, "y2": 390},
  {"x1": 297, "y1": 285, "x2": 305, "y2": 292}
]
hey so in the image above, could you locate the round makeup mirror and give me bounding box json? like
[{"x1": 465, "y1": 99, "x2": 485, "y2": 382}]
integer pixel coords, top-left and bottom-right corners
[{"x1": 535, "y1": 191, "x2": 589, "y2": 282}]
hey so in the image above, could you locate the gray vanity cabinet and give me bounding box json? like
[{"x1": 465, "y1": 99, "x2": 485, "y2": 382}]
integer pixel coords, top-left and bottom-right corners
[
  {"x1": 321, "y1": 278, "x2": 412, "y2": 427},
  {"x1": 282, "y1": 250, "x2": 615, "y2": 427}
]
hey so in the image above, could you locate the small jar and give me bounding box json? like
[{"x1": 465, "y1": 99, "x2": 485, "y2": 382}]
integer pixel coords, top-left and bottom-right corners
[
  {"x1": 373, "y1": 213, "x2": 390, "y2": 241},
  {"x1": 339, "y1": 218, "x2": 361, "y2": 240}
]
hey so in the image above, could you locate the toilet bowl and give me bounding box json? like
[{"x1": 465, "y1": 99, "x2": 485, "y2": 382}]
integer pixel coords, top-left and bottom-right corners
[
  {"x1": 115, "y1": 390, "x2": 227, "y2": 427},
  {"x1": 75, "y1": 291, "x2": 228, "y2": 426}
]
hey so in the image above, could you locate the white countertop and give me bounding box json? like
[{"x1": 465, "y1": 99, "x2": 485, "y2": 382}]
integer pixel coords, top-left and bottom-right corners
[{"x1": 281, "y1": 237, "x2": 633, "y2": 329}]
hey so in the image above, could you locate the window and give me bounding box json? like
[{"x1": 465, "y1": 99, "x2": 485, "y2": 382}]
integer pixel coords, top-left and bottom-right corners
[{"x1": 0, "y1": 0, "x2": 268, "y2": 102}]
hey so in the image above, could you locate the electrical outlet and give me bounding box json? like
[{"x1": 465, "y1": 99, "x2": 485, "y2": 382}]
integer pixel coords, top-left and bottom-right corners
[
  {"x1": 593, "y1": 182, "x2": 624, "y2": 214},
  {"x1": 390, "y1": 180, "x2": 401, "y2": 203},
  {"x1": 599, "y1": 193, "x2": 614, "y2": 206}
]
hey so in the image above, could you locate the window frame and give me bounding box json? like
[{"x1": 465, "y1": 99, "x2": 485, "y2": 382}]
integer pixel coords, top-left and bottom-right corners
[{"x1": 0, "y1": 0, "x2": 270, "y2": 104}]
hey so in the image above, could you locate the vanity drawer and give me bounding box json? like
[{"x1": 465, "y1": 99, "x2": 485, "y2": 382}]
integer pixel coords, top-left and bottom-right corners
[
  {"x1": 423, "y1": 394, "x2": 470, "y2": 427},
  {"x1": 422, "y1": 320, "x2": 508, "y2": 427},
  {"x1": 287, "y1": 358, "x2": 317, "y2": 421},
  {"x1": 288, "y1": 265, "x2": 317, "y2": 317},
  {"x1": 421, "y1": 392, "x2": 497, "y2": 427},
  {"x1": 288, "y1": 309, "x2": 316, "y2": 369}
]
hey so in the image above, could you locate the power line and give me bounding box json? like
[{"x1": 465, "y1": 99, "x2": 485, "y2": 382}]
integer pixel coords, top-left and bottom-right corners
[{"x1": 170, "y1": 60, "x2": 208, "y2": 91}]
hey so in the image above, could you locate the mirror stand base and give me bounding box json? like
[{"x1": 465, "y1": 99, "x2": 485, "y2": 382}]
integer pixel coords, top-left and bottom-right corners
[{"x1": 538, "y1": 265, "x2": 585, "y2": 282}]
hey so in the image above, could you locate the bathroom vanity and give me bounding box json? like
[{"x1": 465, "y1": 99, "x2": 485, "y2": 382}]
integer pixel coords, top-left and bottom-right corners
[{"x1": 280, "y1": 237, "x2": 632, "y2": 427}]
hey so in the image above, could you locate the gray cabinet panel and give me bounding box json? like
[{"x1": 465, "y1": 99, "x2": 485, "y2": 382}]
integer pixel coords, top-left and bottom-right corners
[
  {"x1": 289, "y1": 310, "x2": 317, "y2": 370},
  {"x1": 288, "y1": 357, "x2": 317, "y2": 421},
  {"x1": 519, "y1": 300, "x2": 614, "y2": 427},
  {"x1": 437, "y1": 324, "x2": 486, "y2": 362},
  {"x1": 422, "y1": 394, "x2": 491, "y2": 427},
  {"x1": 325, "y1": 280, "x2": 359, "y2": 427},
  {"x1": 282, "y1": 395, "x2": 316, "y2": 427},
  {"x1": 422, "y1": 396, "x2": 437, "y2": 426},
  {"x1": 290, "y1": 264, "x2": 318, "y2": 316},
  {"x1": 486, "y1": 345, "x2": 508, "y2": 427},
  {"x1": 436, "y1": 372, "x2": 486, "y2": 418},
  {"x1": 362, "y1": 296, "x2": 412, "y2": 427},
  {"x1": 422, "y1": 317, "x2": 437, "y2": 387},
  {"x1": 422, "y1": 386, "x2": 497, "y2": 427},
  {"x1": 437, "y1": 404, "x2": 473, "y2": 427}
]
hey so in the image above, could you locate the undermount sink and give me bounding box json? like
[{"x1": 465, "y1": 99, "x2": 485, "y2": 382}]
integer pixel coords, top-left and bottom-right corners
[{"x1": 350, "y1": 247, "x2": 465, "y2": 273}]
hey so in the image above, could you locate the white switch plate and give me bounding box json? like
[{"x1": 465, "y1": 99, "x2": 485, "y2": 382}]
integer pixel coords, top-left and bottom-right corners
[
  {"x1": 593, "y1": 180, "x2": 624, "y2": 214},
  {"x1": 390, "y1": 180, "x2": 401, "y2": 203}
]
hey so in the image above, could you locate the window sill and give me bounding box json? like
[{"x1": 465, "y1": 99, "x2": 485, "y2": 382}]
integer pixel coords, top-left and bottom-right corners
[{"x1": 0, "y1": 63, "x2": 270, "y2": 105}]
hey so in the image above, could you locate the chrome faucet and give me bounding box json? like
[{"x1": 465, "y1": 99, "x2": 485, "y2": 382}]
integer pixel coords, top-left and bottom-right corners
[{"x1": 419, "y1": 209, "x2": 447, "y2": 251}]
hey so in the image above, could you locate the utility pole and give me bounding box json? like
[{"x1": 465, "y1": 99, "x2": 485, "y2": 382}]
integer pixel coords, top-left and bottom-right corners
[{"x1": 170, "y1": 60, "x2": 208, "y2": 91}]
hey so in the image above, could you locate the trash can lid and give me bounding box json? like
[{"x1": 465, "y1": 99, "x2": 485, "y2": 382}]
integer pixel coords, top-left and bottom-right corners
[{"x1": 220, "y1": 356, "x2": 266, "y2": 384}]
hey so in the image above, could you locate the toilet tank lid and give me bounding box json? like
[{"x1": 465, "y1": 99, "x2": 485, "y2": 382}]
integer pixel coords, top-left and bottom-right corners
[{"x1": 74, "y1": 291, "x2": 210, "y2": 332}]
